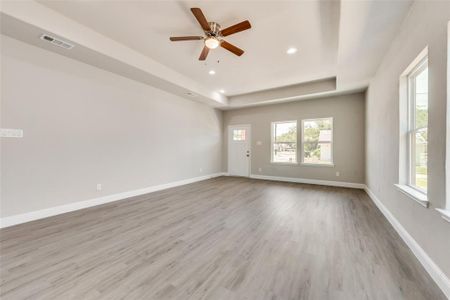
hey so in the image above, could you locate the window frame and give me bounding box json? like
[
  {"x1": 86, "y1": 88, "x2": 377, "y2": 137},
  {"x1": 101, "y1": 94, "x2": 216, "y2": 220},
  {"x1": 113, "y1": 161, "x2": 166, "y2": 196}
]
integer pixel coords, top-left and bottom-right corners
[
  {"x1": 301, "y1": 117, "x2": 334, "y2": 166},
  {"x1": 447, "y1": 21, "x2": 450, "y2": 211},
  {"x1": 406, "y1": 57, "x2": 428, "y2": 195},
  {"x1": 270, "y1": 120, "x2": 298, "y2": 165},
  {"x1": 438, "y1": 21, "x2": 450, "y2": 221}
]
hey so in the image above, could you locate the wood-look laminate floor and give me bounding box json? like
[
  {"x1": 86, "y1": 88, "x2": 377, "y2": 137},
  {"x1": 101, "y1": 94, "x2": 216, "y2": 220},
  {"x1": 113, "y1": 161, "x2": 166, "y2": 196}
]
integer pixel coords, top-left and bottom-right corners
[{"x1": 0, "y1": 177, "x2": 446, "y2": 300}]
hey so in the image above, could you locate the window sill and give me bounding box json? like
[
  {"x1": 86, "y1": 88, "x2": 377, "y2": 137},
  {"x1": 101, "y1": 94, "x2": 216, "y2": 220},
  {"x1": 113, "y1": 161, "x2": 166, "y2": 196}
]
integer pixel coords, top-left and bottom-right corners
[
  {"x1": 301, "y1": 162, "x2": 335, "y2": 168},
  {"x1": 435, "y1": 209, "x2": 450, "y2": 223},
  {"x1": 271, "y1": 161, "x2": 298, "y2": 166},
  {"x1": 394, "y1": 184, "x2": 429, "y2": 208}
]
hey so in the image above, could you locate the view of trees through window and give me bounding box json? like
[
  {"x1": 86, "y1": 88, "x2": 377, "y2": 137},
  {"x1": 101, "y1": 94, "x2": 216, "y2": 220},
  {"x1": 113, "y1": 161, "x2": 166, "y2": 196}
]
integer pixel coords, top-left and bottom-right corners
[
  {"x1": 272, "y1": 122, "x2": 297, "y2": 163},
  {"x1": 302, "y1": 118, "x2": 333, "y2": 165},
  {"x1": 410, "y1": 65, "x2": 428, "y2": 192}
]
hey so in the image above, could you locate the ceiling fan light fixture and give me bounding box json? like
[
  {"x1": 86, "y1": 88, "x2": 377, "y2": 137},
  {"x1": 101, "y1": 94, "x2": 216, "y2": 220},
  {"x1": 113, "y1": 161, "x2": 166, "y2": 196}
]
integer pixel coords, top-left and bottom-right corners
[{"x1": 205, "y1": 37, "x2": 220, "y2": 49}]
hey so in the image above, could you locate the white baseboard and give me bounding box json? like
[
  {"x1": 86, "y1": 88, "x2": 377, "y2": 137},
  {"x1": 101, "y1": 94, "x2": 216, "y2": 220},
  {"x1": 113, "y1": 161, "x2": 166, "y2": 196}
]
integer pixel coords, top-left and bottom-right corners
[
  {"x1": 364, "y1": 186, "x2": 450, "y2": 298},
  {"x1": 249, "y1": 174, "x2": 366, "y2": 189},
  {"x1": 0, "y1": 172, "x2": 225, "y2": 229}
]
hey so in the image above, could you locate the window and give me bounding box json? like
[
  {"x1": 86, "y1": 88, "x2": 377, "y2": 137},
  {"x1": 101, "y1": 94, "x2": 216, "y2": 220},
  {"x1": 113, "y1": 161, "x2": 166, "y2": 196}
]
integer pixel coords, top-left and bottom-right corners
[
  {"x1": 233, "y1": 129, "x2": 246, "y2": 141},
  {"x1": 271, "y1": 121, "x2": 297, "y2": 163},
  {"x1": 397, "y1": 48, "x2": 428, "y2": 205},
  {"x1": 407, "y1": 58, "x2": 428, "y2": 193},
  {"x1": 443, "y1": 21, "x2": 450, "y2": 219},
  {"x1": 301, "y1": 118, "x2": 333, "y2": 165},
  {"x1": 437, "y1": 23, "x2": 450, "y2": 220}
]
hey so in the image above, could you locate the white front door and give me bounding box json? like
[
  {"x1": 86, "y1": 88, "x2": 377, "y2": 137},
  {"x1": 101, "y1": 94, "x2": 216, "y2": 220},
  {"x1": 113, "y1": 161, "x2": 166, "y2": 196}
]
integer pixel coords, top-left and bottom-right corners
[{"x1": 228, "y1": 125, "x2": 251, "y2": 177}]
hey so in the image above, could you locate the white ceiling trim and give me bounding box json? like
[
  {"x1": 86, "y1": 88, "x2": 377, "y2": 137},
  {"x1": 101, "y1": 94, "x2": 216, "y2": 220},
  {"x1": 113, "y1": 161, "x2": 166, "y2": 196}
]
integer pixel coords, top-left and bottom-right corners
[{"x1": 228, "y1": 77, "x2": 337, "y2": 108}]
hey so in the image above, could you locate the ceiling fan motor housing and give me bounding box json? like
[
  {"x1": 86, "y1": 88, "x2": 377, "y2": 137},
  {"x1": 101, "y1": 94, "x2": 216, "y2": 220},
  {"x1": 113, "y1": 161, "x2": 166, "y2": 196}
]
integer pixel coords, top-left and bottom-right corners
[{"x1": 207, "y1": 22, "x2": 222, "y2": 38}]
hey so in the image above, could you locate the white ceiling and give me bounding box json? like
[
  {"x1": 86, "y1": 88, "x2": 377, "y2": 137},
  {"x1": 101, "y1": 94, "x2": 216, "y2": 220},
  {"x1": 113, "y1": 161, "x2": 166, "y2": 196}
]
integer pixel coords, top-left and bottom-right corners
[
  {"x1": 37, "y1": 0, "x2": 340, "y2": 96},
  {"x1": 337, "y1": 0, "x2": 413, "y2": 90},
  {"x1": 3, "y1": 0, "x2": 413, "y2": 107}
]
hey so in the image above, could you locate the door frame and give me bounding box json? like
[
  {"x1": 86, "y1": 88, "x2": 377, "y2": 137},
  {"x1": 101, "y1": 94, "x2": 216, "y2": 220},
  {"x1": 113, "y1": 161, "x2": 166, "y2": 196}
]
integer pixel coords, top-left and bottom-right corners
[{"x1": 227, "y1": 124, "x2": 252, "y2": 177}]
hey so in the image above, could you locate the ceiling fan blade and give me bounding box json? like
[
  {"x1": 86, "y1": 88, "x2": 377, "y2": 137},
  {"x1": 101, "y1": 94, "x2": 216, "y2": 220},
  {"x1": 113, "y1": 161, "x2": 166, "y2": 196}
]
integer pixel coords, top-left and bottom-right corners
[
  {"x1": 220, "y1": 20, "x2": 251, "y2": 37},
  {"x1": 170, "y1": 36, "x2": 203, "y2": 41},
  {"x1": 199, "y1": 46, "x2": 210, "y2": 61},
  {"x1": 191, "y1": 8, "x2": 211, "y2": 31},
  {"x1": 221, "y1": 40, "x2": 244, "y2": 56}
]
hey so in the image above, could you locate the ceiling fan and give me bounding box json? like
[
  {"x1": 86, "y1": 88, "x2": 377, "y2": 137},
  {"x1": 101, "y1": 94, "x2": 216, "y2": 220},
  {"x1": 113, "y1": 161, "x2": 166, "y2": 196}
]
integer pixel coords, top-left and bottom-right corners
[{"x1": 170, "y1": 8, "x2": 251, "y2": 61}]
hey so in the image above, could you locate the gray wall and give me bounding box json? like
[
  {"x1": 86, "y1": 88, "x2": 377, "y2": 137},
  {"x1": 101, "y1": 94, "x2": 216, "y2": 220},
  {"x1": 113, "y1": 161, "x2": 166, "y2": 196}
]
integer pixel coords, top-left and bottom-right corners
[
  {"x1": 0, "y1": 35, "x2": 223, "y2": 217},
  {"x1": 366, "y1": 1, "x2": 450, "y2": 277},
  {"x1": 223, "y1": 93, "x2": 365, "y2": 184}
]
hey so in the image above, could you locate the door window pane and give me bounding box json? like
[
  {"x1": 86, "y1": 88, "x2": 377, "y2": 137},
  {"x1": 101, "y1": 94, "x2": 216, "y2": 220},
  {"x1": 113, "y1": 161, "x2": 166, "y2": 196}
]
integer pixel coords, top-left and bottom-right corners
[{"x1": 233, "y1": 129, "x2": 246, "y2": 141}]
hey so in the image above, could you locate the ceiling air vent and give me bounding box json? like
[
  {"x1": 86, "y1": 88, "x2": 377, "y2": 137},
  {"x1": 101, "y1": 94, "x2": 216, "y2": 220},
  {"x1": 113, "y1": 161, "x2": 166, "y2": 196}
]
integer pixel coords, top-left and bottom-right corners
[{"x1": 40, "y1": 34, "x2": 74, "y2": 50}]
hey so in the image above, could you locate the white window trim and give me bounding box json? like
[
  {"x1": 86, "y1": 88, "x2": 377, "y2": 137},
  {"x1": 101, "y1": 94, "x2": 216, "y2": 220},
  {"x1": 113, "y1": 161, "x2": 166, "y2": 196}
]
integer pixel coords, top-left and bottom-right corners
[
  {"x1": 271, "y1": 120, "x2": 298, "y2": 164},
  {"x1": 406, "y1": 57, "x2": 428, "y2": 195},
  {"x1": 301, "y1": 162, "x2": 335, "y2": 168},
  {"x1": 394, "y1": 184, "x2": 429, "y2": 208},
  {"x1": 301, "y1": 117, "x2": 334, "y2": 167},
  {"x1": 437, "y1": 21, "x2": 450, "y2": 223},
  {"x1": 397, "y1": 47, "x2": 429, "y2": 206},
  {"x1": 436, "y1": 209, "x2": 450, "y2": 223}
]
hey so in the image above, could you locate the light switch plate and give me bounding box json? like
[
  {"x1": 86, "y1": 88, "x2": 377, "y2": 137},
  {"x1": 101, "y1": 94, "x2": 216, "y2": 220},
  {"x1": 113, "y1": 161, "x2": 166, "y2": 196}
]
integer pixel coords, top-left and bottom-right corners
[{"x1": 1, "y1": 128, "x2": 24, "y2": 138}]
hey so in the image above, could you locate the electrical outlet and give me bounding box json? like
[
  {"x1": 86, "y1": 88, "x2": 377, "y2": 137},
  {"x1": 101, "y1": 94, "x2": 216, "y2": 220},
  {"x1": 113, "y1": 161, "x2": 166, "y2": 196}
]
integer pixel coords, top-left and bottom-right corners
[
  {"x1": 96, "y1": 184, "x2": 102, "y2": 191},
  {"x1": 199, "y1": 168, "x2": 203, "y2": 173},
  {"x1": 336, "y1": 171, "x2": 340, "y2": 177},
  {"x1": 258, "y1": 167, "x2": 262, "y2": 173}
]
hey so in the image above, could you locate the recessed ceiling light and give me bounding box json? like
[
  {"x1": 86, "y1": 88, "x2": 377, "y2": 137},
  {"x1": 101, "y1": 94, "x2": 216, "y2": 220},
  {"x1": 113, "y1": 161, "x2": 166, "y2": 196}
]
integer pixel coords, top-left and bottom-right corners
[
  {"x1": 286, "y1": 47, "x2": 298, "y2": 55},
  {"x1": 209, "y1": 70, "x2": 216, "y2": 75},
  {"x1": 219, "y1": 89, "x2": 225, "y2": 94}
]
